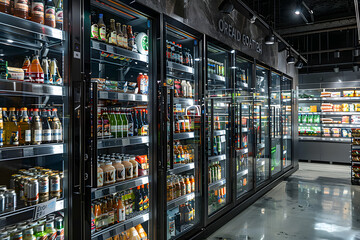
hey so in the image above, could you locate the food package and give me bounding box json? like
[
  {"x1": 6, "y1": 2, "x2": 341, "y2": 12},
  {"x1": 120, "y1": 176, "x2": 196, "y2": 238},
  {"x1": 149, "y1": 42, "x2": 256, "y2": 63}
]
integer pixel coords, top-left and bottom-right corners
[
  {"x1": 310, "y1": 105, "x2": 317, "y2": 112},
  {"x1": 343, "y1": 90, "x2": 354, "y2": 97},
  {"x1": 127, "y1": 227, "x2": 141, "y2": 240},
  {"x1": 356, "y1": 104, "x2": 360, "y2": 112},
  {"x1": 355, "y1": 90, "x2": 360, "y2": 97},
  {"x1": 342, "y1": 116, "x2": 350, "y2": 123},
  {"x1": 332, "y1": 128, "x2": 340, "y2": 137},
  {"x1": 342, "y1": 103, "x2": 349, "y2": 112},
  {"x1": 302, "y1": 115, "x2": 308, "y2": 123},
  {"x1": 323, "y1": 128, "x2": 331, "y2": 137},
  {"x1": 321, "y1": 92, "x2": 331, "y2": 97},
  {"x1": 331, "y1": 92, "x2": 341, "y2": 98},
  {"x1": 321, "y1": 103, "x2": 333, "y2": 112},
  {"x1": 321, "y1": 118, "x2": 333, "y2": 124},
  {"x1": 135, "y1": 224, "x2": 148, "y2": 240},
  {"x1": 352, "y1": 115, "x2": 360, "y2": 124},
  {"x1": 92, "y1": 78, "x2": 106, "y2": 90},
  {"x1": 350, "y1": 104, "x2": 355, "y2": 112},
  {"x1": 342, "y1": 129, "x2": 349, "y2": 138},
  {"x1": 333, "y1": 104, "x2": 341, "y2": 112},
  {"x1": 7, "y1": 67, "x2": 25, "y2": 81},
  {"x1": 314, "y1": 115, "x2": 320, "y2": 123},
  {"x1": 118, "y1": 232, "x2": 127, "y2": 240}
]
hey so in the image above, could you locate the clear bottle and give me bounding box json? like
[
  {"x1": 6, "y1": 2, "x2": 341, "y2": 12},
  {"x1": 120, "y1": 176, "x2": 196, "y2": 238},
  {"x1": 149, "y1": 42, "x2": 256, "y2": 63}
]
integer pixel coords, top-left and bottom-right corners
[
  {"x1": 122, "y1": 157, "x2": 133, "y2": 180},
  {"x1": 103, "y1": 161, "x2": 116, "y2": 185},
  {"x1": 113, "y1": 159, "x2": 125, "y2": 182},
  {"x1": 31, "y1": 109, "x2": 42, "y2": 145},
  {"x1": 115, "y1": 109, "x2": 123, "y2": 138},
  {"x1": 41, "y1": 109, "x2": 52, "y2": 143},
  {"x1": 109, "y1": 109, "x2": 117, "y2": 138},
  {"x1": 18, "y1": 107, "x2": 31, "y2": 145},
  {"x1": 51, "y1": 108, "x2": 62, "y2": 142},
  {"x1": 127, "y1": 25, "x2": 135, "y2": 51},
  {"x1": 121, "y1": 109, "x2": 128, "y2": 137}
]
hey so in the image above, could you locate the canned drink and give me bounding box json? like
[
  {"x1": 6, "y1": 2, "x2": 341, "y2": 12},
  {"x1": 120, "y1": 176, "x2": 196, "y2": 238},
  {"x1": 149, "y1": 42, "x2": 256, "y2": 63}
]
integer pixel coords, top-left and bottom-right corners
[
  {"x1": 20, "y1": 176, "x2": 30, "y2": 201},
  {"x1": 39, "y1": 175, "x2": 49, "y2": 203},
  {"x1": 10, "y1": 174, "x2": 21, "y2": 190},
  {"x1": 23, "y1": 228, "x2": 34, "y2": 240},
  {"x1": 26, "y1": 179, "x2": 39, "y2": 206},
  {"x1": 55, "y1": 217, "x2": 64, "y2": 240},
  {"x1": 0, "y1": 193, "x2": 5, "y2": 213},
  {"x1": 12, "y1": 231, "x2": 22, "y2": 240},
  {"x1": 0, "y1": 232, "x2": 10, "y2": 240},
  {"x1": 5, "y1": 189, "x2": 16, "y2": 211},
  {"x1": 49, "y1": 174, "x2": 61, "y2": 199}
]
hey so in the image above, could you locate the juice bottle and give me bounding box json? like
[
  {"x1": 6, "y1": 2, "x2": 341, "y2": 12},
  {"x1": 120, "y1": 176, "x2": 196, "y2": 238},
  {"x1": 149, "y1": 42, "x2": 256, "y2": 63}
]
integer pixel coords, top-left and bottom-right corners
[
  {"x1": 31, "y1": 0, "x2": 45, "y2": 24},
  {"x1": 14, "y1": 0, "x2": 30, "y2": 19},
  {"x1": 18, "y1": 107, "x2": 31, "y2": 145},
  {"x1": 117, "y1": 196, "x2": 126, "y2": 222},
  {"x1": 0, "y1": 0, "x2": 11, "y2": 13},
  {"x1": 122, "y1": 156, "x2": 133, "y2": 180},
  {"x1": 94, "y1": 202, "x2": 102, "y2": 231},
  {"x1": 185, "y1": 176, "x2": 191, "y2": 194},
  {"x1": 29, "y1": 55, "x2": 44, "y2": 83},
  {"x1": 5, "y1": 108, "x2": 19, "y2": 146}
]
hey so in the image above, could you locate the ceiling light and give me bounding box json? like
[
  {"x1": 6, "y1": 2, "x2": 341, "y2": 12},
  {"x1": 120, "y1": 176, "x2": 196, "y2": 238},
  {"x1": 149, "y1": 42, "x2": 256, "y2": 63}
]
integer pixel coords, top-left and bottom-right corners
[
  {"x1": 230, "y1": 50, "x2": 235, "y2": 53},
  {"x1": 218, "y1": 0, "x2": 234, "y2": 14},
  {"x1": 265, "y1": 34, "x2": 275, "y2": 45},
  {"x1": 286, "y1": 50, "x2": 295, "y2": 64},
  {"x1": 334, "y1": 50, "x2": 340, "y2": 58},
  {"x1": 295, "y1": 10, "x2": 300, "y2": 15},
  {"x1": 7, "y1": 39, "x2": 13, "y2": 43},
  {"x1": 295, "y1": 59, "x2": 303, "y2": 69},
  {"x1": 334, "y1": 67, "x2": 339, "y2": 73}
]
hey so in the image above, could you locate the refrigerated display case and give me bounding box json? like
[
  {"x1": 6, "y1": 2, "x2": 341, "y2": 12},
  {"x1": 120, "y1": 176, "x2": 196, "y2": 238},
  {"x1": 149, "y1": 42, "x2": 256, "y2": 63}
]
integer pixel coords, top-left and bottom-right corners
[
  {"x1": 85, "y1": 1, "x2": 154, "y2": 239},
  {"x1": 163, "y1": 20, "x2": 202, "y2": 240},
  {"x1": 282, "y1": 76, "x2": 292, "y2": 168},
  {"x1": 254, "y1": 65, "x2": 270, "y2": 185},
  {"x1": 0, "y1": 1, "x2": 69, "y2": 239},
  {"x1": 205, "y1": 42, "x2": 231, "y2": 216},
  {"x1": 234, "y1": 56, "x2": 254, "y2": 198},
  {"x1": 270, "y1": 72, "x2": 281, "y2": 175}
]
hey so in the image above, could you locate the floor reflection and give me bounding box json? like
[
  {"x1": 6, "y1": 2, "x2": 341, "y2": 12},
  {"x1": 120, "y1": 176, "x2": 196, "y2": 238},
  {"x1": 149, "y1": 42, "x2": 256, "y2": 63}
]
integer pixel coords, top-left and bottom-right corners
[{"x1": 208, "y1": 163, "x2": 360, "y2": 240}]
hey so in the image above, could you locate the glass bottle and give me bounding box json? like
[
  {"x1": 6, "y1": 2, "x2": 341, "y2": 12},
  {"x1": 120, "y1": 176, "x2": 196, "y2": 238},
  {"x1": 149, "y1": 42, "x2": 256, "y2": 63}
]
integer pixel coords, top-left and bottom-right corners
[
  {"x1": 133, "y1": 110, "x2": 138, "y2": 136},
  {"x1": 31, "y1": 109, "x2": 42, "y2": 145},
  {"x1": 109, "y1": 109, "x2": 117, "y2": 138},
  {"x1": 4, "y1": 108, "x2": 19, "y2": 146},
  {"x1": 121, "y1": 109, "x2": 128, "y2": 137},
  {"x1": 116, "y1": 108, "x2": 123, "y2": 138},
  {"x1": 116, "y1": 22, "x2": 122, "y2": 47},
  {"x1": 18, "y1": 107, "x2": 31, "y2": 145},
  {"x1": 44, "y1": 0, "x2": 56, "y2": 28},
  {"x1": 41, "y1": 109, "x2": 52, "y2": 143},
  {"x1": 31, "y1": 0, "x2": 45, "y2": 24},
  {"x1": 55, "y1": 0, "x2": 63, "y2": 30},
  {"x1": 122, "y1": 25, "x2": 128, "y2": 49},
  {"x1": 90, "y1": 10, "x2": 99, "y2": 40},
  {"x1": 98, "y1": 14, "x2": 106, "y2": 42},
  {"x1": 137, "y1": 110, "x2": 143, "y2": 136},
  {"x1": 34, "y1": 225, "x2": 46, "y2": 240},
  {"x1": 127, "y1": 109, "x2": 134, "y2": 137},
  {"x1": 14, "y1": 0, "x2": 29, "y2": 19},
  {"x1": 0, "y1": 0, "x2": 11, "y2": 13},
  {"x1": 107, "y1": 19, "x2": 117, "y2": 45},
  {"x1": 29, "y1": 55, "x2": 44, "y2": 83},
  {"x1": 51, "y1": 108, "x2": 62, "y2": 143}
]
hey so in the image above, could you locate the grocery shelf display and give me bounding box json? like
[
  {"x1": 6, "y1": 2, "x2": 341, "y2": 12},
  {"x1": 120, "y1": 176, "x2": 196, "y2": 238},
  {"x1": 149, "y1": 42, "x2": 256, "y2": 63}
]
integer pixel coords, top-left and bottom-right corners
[
  {"x1": 351, "y1": 128, "x2": 360, "y2": 185},
  {"x1": 282, "y1": 76, "x2": 292, "y2": 168}
]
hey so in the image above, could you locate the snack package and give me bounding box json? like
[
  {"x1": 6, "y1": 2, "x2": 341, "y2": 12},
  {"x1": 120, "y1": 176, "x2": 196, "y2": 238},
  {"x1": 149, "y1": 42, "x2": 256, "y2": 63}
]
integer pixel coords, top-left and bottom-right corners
[
  {"x1": 356, "y1": 104, "x2": 360, "y2": 112},
  {"x1": 136, "y1": 155, "x2": 148, "y2": 176},
  {"x1": 127, "y1": 227, "x2": 141, "y2": 240},
  {"x1": 342, "y1": 103, "x2": 349, "y2": 112},
  {"x1": 323, "y1": 128, "x2": 331, "y2": 137},
  {"x1": 331, "y1": 92, "x2": 341, "y2": 97},
  {"x1": 302, "y1": 115, "x2": 308, "y2": 123},
  {"x1": 355, "y1": 90, "x2": 360, "y2": 97},
  {"x1": 313, "y1": 115, "x2": 320, "y2": 123},
  {"x1": 343, "y1": 90, "x2": 354, "y2": 97},
  {"x1": 342, "y1": 116, "x2": 350, "y2": 124},
  {"x1": 310, "y1": 105, "x2": 317, "y2": 112},
  {"x1": 7, "y1": 67, "x2": 25, "y2": 81},
  {"x1": 321, "y1": 92, "x2": 331, "y2": 97},
  {"x1": 342, "y1": 129, "x2": 349, "y2": 138},
  {"x1": 333, "y1": 105, "x2": 341, "y2": 112},
  {"x1": 135, "y1": 224, "x2": 148, "y2": 240}
]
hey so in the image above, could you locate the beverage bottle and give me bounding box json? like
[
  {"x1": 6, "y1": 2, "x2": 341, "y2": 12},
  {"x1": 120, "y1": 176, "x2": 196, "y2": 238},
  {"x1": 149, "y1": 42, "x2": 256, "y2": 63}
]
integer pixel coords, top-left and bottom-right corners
[
  {"x1": 127, "y1": 109, "x2": 134, "y2": 137},
  {"x1": 122, "y1": 25, "x2": 128, "y2": 49},
  {"x1": 94, "y1": 203, "x2": 102, "y2": 231},
  {"x1": 174, "y1": 114, "x2": 180, "y2": 133},
  {"x1": 138, "y1": 110, "x2": 144, "y2": 136},
  {"x1": 23, "y1": 227, "x2": 36, "y2": 240},
  {"x1": 135, "y1": 186, "x2": 143, "y2": 212},
  {"x1": 45, "y1": 220, "x2": 57, "y2": 239},
  {"x1": 51, "y1": 108, "x2": 62, "y2": 142},
  {"x1": 116, "y1": 22, "x2": 122, "y2": 47},
  {"x1": 181, "y1": 80, "x2": 187, "y2": 97},
  {"x1": 55, "y1": 217, "x2": 64, "y2": 240},
  {"x1": 217, "y1": 162, "x2": 222, "y2": 180},
  {"x1": 4, "y1": 108, "x2": 19, "y2": 146},
  {"x1": 40, "y1": 109, "x2": 52, "y2": 143},
  {"x1": 29, "y1": 55, "x2": 44, "y2": 83},
  {"x1": 137, "y1": 73, "x2": 143, "y2": 94},
  {"x1": 217, "y1": 136, "x2": 222, "y2": 154},
  {"x1": 117, "y1": 108, "x2": 124, "y2": 138},
  {"x1": 180, "y1": 177, "x2": 186, "y2": 196},
  {"x1": 190, "y1": 175, "x2": 195, "y2": 192},
  {"x1": 107, "y1": 198, "x2": 115, "y2": 226},
  {"x1": 107, "y1": 19, "x2": 117, "y2": 45},
  {"x1": 41, "y1": 57, "x2": 51, "y2": 84},
  {"x1": 141, "y1": 110, "x2": 147, "y2": 136},
  {"x1": 14, "y1": 0, "x2": 29, "y2": 19},
  {"x1": 179, "y1": 115, "x2": 185, "y2": 133},
  {"x1": 109, "y1": 109, "x2": 117, "y2": 138},
  {"x1": 18, "y1": 107, "x2": 31, "y2": 145},
  {"x1": 127, "y1": 25, "x2": 136, "y2": 51},
  {"x1": 129, "y1": 155, "x2": 138, "y2": 179},
  {"x1": 121, "y1": 109, "x2": 128, "y2": 137},
  {"x1": 34, "y1": 225, "x2": 46, "y2": 240},
  {"x1": 0, "y1": 58, "x2": 8, "y2": 80},
  {"x1": 91, "y1": 204, "x2": 96, "y2": 234},
  {"x1": 166, "y1": 40, "x2": 171, "y2": 60},
  {"x1": 22, "y1": 56, "x2": 31, "y2": 81},
  {"x1": 117, "y1": 197, "x2": 125, "y2": 222},
  {"x1": 55, "y1": 0, "x2": 63, "y2": 30},
  {"x1": 44, "y1": 0, "x2": 56, "y2": 28},
  {"x1": 0, "y1": 108, "x2": 3, "y2": 147},
  {"x1": 102, "y1": 109, "x2": 110, "y2": 137},
  {"x1": 0, "y1": 0, "x2": 11, "y2": 13},
  {"x1": 179, "y1": 44, "x2": 183, "y2": 64},
  {"x1": 97, "y1": 14, "x2": 106, "y2": 42},
  {"x1": 31, "y1": 108, "x2": 42, "y2": 145},
  {"x1": 133, "y1": 110, "x2": 138, "y2": 136},
  {"x1": 31, "y1": 0, "x2": 45, "y2": 24},
  {"x1": 90, "y1": 10, "x2": 99, "y2": 40}
]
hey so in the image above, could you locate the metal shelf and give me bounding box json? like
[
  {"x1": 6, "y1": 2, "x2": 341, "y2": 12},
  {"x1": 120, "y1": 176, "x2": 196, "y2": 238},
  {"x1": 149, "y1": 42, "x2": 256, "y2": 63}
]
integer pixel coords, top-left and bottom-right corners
[
  {"x1": 168, "y1": 163, "x2": 195, "y2": 175},
  {"x1": 0, "y1": 79, "x2": 64, "y2": 96},
  {"x1": 237, "y1": 169, "x2": 249, "y2": 178},
  {"x1": 167, "y1": 61, "x2": 194, "y2": 74},
  {"x1": 91, "y1": 211, "x2": 149, "y2": 240},
  {"x1": 208, "y1": 178, "x2": 226, "y2": 191},
  {"x1": 213, "y1": 130, "x2": 226, "y2": 136},
  {"x1": 98, "y1": 91, "x2": 148, "y2": 102},
  {"x1": 0, "y1": 143, "x2": 64, "y2": 161},
  {"x1": 92, "y1": 176, "x2": 149, "y2": 200},
  {"x1": 173, "y1": 97, "x2": 194, "y2": 105},
  {"x1": 236, "y1": 148, "x2": 248, "y2": 156},
  {"x1": 98, "y1": 136, "x2": 149, "y2": 149},
  {"x1": 167, "y1": 192, "x2": 195, "y2": 210},
  {"x1": 91, "y1": 40, "x2": 148, "y2": 63},
  {"x1": 299, "y1": 112, "x2": 360, "y2": 115},
  {"x1": 0, "y1": 198, "x2": 63, "y2": 228},
  {"x1": 299, "y1": 97, "x2": 360, "y2": 101},
  {"x1": 208, "y1": 73, "x2": 226, "y2": 82},
  {"x1": 173, "y1": 132, "x2": 195, "y2": 140},
  {"x1": 299, "y1": 123, "x2": 360, "y2": 128},
  {"x1": 299, "y1": 136, "x2": 351, "y2": 143},
  {"x1": 208, "y1": 154, "x2": 226, "y2": 163},
  {"x1": 0, "y1": 12, "x2": 64, "y2": 41}
]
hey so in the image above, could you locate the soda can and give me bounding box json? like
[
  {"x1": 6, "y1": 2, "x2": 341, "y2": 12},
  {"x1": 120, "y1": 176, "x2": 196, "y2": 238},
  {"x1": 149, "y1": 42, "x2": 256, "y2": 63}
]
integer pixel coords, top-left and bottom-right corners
[
  {"x1": 39, "y1": 175, "x2": 49, "y2": 202},
  {"x1": 0, "y1": 185, "x2": 7, "y2": 194},
  {"x1": 9, "y1": 174, "x2": 21, "y2": 191},
  {"x1": 12, "y1": 231, "x2": 22, "y2": 240},
  {"x1": 5, "y1": 189, "x2": 16, "y2": 211},
  {"x1": 26, "y1": 178, "x2": 39, "y2": 206},
  {"x1": 49, "y1": 174, "x2": 61, "y2": 199},
  {"x1": 0, "y1": 193, "x2": 5, "y2": 213},
  {"x1": 55, "y1": 217, "x2": 64, "y2": 240},
  {"x1": 20, "y1": 176, "x2": 30, "y2": 201}
]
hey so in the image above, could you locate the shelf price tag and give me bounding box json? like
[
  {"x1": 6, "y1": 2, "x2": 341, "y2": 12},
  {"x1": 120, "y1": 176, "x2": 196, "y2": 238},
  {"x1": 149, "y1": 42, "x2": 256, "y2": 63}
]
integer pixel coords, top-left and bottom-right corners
[{"x1": 33, "y1": 198, "x2": 57, "y2": 220}]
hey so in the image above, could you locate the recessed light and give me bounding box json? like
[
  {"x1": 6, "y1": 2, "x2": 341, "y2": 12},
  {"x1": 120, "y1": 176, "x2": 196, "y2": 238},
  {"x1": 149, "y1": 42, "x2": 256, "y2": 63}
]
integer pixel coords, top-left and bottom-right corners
[
  {"x1": 7, "y1": 39, "x2": 14, "y2": 43},
  {"x1": 295, "y1": 10, "x2": 300, "y2": 15}
]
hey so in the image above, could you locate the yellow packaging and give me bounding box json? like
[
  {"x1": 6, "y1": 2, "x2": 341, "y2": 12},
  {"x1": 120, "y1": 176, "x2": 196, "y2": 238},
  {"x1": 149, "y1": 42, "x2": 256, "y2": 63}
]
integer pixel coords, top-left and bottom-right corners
[
  {"x1": 356, "y1": 90, "x2": 360, "y2": 97},
  {"x1": 310, "y1": 105, "x2": 317, "y2": 112},
  {"x1": 343, "y1": 90, "x2": 354, "y2": 97},
  {"x1": 135, "y1": 224, "x2": 148, "y2": 240},
  {"x1": 127, "y1": 227, "x2": 141, "y2": 240},
  {"x1": 342, "y1": 103, "x2": 349, "y2": 112}
]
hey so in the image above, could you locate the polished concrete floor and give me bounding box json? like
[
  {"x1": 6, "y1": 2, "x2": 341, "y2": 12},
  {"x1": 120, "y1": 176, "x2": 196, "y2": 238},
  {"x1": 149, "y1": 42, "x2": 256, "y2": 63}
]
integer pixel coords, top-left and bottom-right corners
[{"x1": 208, "y1": 162, "x2": 360, "y2": 240}]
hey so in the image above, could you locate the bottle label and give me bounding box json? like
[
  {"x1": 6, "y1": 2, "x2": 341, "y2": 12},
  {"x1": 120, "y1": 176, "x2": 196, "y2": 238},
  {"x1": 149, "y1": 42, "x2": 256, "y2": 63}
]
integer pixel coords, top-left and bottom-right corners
[
  {"x1": 42, "y1": 129, "x2": 52, "y2": 142},
  {"x1": 116, "y1": 35, "x2": 122, "y2": 46},
  {"x1": 56, "y1": 10, "x2": 63, "y2": 23},
  {"x1": 118, "y1": 206, "x2": 125, "y2": 222},
  {"x1": 99, "y1": 27, "x2": 106, "y2": 41},
  {"x1": 32, "y1": 2, "x2": 44, "y2": 17},
  {"x1": 52, "y1": 129, "x2": 61, "y2": 141},
  {"x1": 128, "y1": 123, "x2": 133, "y2": 136},
  {"x1": 30, "y1": 72, "x2": 44, "y2": 83},
  {"x1": 15, "y1": 0, "x2": 29, "y2": 12},
  {"x1": 39, "y1": 180, "x2": 49, "y2": 194},
  {"x1": 91, "y1": 25, "x2": 99, "y2": 39},
  {"x1": 110, "y1": 31, "x2": 117, "y2": 45},
  {"x1": 34, "y1": 129, "x2": 42, "y2": 142},
  {"x1": 25, "y1": 129, "x2": 31, "y2": 142},
  {"x1": 45, "y1": 7, "x2": 55, "y2": 21},
  {"x1": 10, "y1": 131, "x2": 19, "y2": 145},
  {"x1": 116, "y1": 168, "x2": 125, "y2": 181},
  {"x1": 104, "y1": 169, "x2": 115, "y2": 184}
]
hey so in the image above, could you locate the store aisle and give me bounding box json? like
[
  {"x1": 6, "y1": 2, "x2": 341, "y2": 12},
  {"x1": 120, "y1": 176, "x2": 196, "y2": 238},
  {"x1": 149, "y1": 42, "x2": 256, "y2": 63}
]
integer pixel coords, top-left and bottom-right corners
[{"x1": 208, "y1": 163, "x2": 360, "y2": 240}]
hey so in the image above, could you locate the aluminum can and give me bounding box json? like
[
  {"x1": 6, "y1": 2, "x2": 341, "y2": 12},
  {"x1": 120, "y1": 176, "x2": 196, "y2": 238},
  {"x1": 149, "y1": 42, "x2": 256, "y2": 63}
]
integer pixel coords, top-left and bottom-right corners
[
  {"x1": 5, "y1": 189, "x2": 16, "y2": 211},
  {"x1": 55, "y1": 217, "x2": 64, "y2": 240},
  {"x1": 12, "y1": 231, "x2": 22, "y2": 240},
  {"x1": 20, "y1": 176, "x2": 30, "y2": 201},
  {"x1": 26, "y1": 178, "x2": 39, "y2": 206},
  {"x1": 49, "y1": 174, "x2": 61, "y2": 199},
  {"x1": 39, "y1": 175, "x2": 49, "y2": 203},
  {"x1": 0, "y1": 185, "x2": 7, "y2": 194},
  {"x1": 0, "y1": 193, "x2": 5, "y2": 213},
  {"x1": 9, "y1": 174, "x2": 21, "y2": 190}
]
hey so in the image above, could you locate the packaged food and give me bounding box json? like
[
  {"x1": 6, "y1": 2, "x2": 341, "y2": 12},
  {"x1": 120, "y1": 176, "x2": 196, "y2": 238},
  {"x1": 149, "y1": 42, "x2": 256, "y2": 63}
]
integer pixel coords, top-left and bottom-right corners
[
  {"x1": 332, "y1": 128, "x2": 340, "y2": 137},
  {"x1": 314, "y1": 115, "x2": 320, "y2": 123},
  {"x1": 350, "y1": 104, "x2": 355, "y2": 112},
  {"x1": 333, "y1": 105, "x2": 341, "y2": 112},
  {"x1": 355, "y1": 90, "x2": 360, "y2": 97},
  {"x1": 342, "y1": 116, "x2": 350, "y2": 123},
  {"x1": 342, "y1": 129, "x2": 349, "y2": 138},
  {"x1": 127, "y1": 227, "x2": 141, "y2": 240},
  {"x1": 321, "y1": 92, "x2": 331, "y2": 97},
  {"x1": 323, "y1": 128, "x2": 331, "y2": 137},
  {"x1": 135, "y1": 224, "x2": 148, "y2": 240},
  {"x1": 343, "y1": 90, "x2": 354, "y2": 97},
  {"x1": 302, "y1": 115, "x2": 308, "y2": 123},
  {"x1": 352, "y1": 115, "x2": 360, "y2": 124},
  {"x1": 321, "y1": 118, "x2": 333, "y2": 124},
  {"x1": 321, "y1": 103, "x2": 333, "y2": 112},
  {"x1": 353, "y1": 166, "x2": 360, "y2": 173},
  {"x1": 7, "y1": 67, "x2": 25, "y2": 81},
  {"x1": 310, "y1": 105, "x2": 317, "y2": 112},
  {"x1": 307, "y1": 115, "x2": 313, "y2": 123},
  {"x1": 342, "y1": 103, "x2": 349, "y2": 112},
  {"x1": 331, "y1": 92, "x2": 341, "y2": 97},
  {"x1": 92, "y1": 78, "x2": 106, "y2": 90}
]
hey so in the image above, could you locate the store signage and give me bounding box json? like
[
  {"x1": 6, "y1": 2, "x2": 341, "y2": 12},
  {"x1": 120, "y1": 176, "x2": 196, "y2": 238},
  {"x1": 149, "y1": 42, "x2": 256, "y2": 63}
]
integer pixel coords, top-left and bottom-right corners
[
  {"x1": 218, "y1": 18, "x2": 263, "y2": 54},
  {"x1": 33, "y1": 198, "x2": 57, "y2": 220}
]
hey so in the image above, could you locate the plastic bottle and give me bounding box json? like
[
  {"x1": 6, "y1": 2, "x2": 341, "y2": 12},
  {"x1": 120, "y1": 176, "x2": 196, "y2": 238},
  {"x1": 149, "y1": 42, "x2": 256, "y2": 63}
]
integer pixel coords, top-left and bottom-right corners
[
  {"x1": 129, "y1": 155, "x2": 138, "y2": 179},
  {"x1": 113, "y1": 159, "x2": 125, "y2": 182},
  {"x1": 122, "y1": 157, "x2": 133, "y2": 180}
]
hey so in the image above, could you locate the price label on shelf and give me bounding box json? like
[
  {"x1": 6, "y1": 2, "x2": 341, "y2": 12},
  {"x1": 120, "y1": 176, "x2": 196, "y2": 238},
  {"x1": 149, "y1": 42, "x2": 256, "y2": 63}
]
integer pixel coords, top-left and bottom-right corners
[
  {"x1": 33, "y1": 198, "x2": 57, "y2": 220},
  {"x1": 221, "y1": 136, "x2": 226, "y2": 142}
]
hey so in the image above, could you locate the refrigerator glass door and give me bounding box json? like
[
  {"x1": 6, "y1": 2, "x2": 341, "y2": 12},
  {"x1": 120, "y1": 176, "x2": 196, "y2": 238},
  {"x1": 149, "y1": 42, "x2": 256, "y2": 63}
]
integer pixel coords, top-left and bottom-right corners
[
  {"x1": 165, "y1": 25, "x2": 200, "y2": 239},
  {"x1": 234, "y1": 57, "x2": 254, "y2": 197},
  {"x1": 270, "y1": 72, "x2": 281, "y2": 175},
  {"x1": 0, "y1": 2, "x2": 68, "y2": 237},
  {"x1": 282, "y1": 77, "x2": 292, "y2": 168},
  {"x1": 89, "y1": 2, "x2": 151, "y2": 239},
  {"x1": 255, "y1": 66, "x2": 270, "y2": 185},
  {"x1": 206, "y1": 43, "x2": 231, "y2": 215}
]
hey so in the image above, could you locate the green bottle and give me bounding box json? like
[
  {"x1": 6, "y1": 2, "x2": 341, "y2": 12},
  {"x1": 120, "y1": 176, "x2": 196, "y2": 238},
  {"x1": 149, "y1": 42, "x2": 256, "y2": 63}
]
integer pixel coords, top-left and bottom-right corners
[
  {"x1": 116, "y1": 108, "x2": 123, "y2": 138},
  {"x1": 121, "y1": 109, "x2": 128, "y2": 137},
  {"x1": 109, "y1": 109, "x2": 117, "y2": 138}
]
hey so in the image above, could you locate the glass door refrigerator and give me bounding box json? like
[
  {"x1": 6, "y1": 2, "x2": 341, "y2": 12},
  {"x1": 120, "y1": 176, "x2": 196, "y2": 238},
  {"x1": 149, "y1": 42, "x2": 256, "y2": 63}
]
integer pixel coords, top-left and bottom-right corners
[
  {"x1": 0, "y1": 0, "x2": 71, "y2": 239},
  {"x1": 254, "y1": 65, "x2": 270, "y2": 186},
  {"x1": 281, "y1": 76, "x2": 293, "y2": 168},
  {"x1": 84, "y1": 1, "x2": 156, "y2": 239},
  {"x1": 205, "y1": 41, "x2": 232, "y2": 220},
  {"x1": 270, "y1": 72, "x2": 282, "y2": 176},
  {"x1": 162, "y1": 17, "x2": 203, "y2": 240},
  {"x1": 234, "y1": 55, "x2": 254, "y2": 199}
]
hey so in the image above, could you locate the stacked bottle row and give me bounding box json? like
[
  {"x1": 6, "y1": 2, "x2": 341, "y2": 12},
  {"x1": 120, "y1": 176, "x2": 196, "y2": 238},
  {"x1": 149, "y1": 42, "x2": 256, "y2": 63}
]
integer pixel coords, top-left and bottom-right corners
[
  {"x1": 237, "y1": 154, "x2": 248, "y2": 172},
  {"x1": 0, "y1": 214, "x2": 64, "y2": 240},
  {"x1": 208, "y1": 186, "x2": 226, "y2": 207},
  {"x1": 92, "y1": 186, "x2": 149, "y2": 232},
  {"x1": 169, "y1": 79, "x2": 194, "y2": 98},
  {"x1": 97, "y1": 108, "x2": 148, "y2": 139},
  {"x1": 166, "y1": 40, "x2": 194, "y2": 67},
  {"x1": 0, "y1": 56, "x2": 62, "y2": 85},
  {"x1": 208, "y1": 136, "x2": 223, "y2": 156},
  {"x1": 172, "y1": 142, "x2": 195, "y2": 165},
  {"x1": 208, "y1": 162, "x2": 222, "y2": 183},
  {"x1": 107, "y1": 224, "x2": 147, "y2": 240},
  {"x1": 207, "y1": 58, "x2": 225, "y2": 77},
  {"x1": 0, "y1": 0, "x2": 63, "y2": 29},
  {"x1": 166, "y1": 174, "x2": 195, "y2": 202},
  {"x1": 0, "y1": 107, "x2": 62, "y2": 147},
  {"x1": 97, "y1": 153, "x2": 148, "y2": 187},
  {"x1": 90, "y1": 11, "x2": 148, "y2": 55},
  {"x1": 173, "y1": 113, "x2": 194, "y2": 133},
  {"x1": 168, "y1": 199, "x2": 196, "y2": 238}
]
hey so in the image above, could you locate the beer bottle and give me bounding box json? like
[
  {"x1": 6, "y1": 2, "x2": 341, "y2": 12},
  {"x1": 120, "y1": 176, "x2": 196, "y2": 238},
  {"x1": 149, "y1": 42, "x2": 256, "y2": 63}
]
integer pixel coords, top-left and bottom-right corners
[
  {"x1": 97, "y1": 14, "x2": 106, "y2": 42},
  {"x1": 31, "y1": 109, "x2": 42, "y2": 145},
  {"x1": 107, "y1": 19, "x2": 117, "y2": 45},
  {"x1": 122, "y1": 25, "x2": 128, "y2": 49},
  {"x1": 51, "y1": 108, "x2": 62, "y2": 143},
  {"x1": 44, "y1": 0, "x2": 56, "y2": 28},
  {"x1": 127, "y1": 25, "x2": 136, "y2": 51},
  {"x1": 40, "y1": 109, "x2": 52, "y2": 143},
  {"x1": 127, "y1": 109, "x2": 134, "y2": 137},
  {"x1": 5, "y1": 108, "x2": 19, "y2": 146},
  {"x1": 31, "y1": 0, "x2": 45, "y2": 24},
  {"x1": 116, "y1": 23, "x2": 122, "y2": 47},
  {"x1": 55, "y1": 0, "x2": 63, "y2": 30},
  {"x1": 18, "y1": 107, "x2": 31, "y2": 145},
  {"x1": 14, "y1": 0, "x2": 30, "y2": 19},
  {"x1": 0, "y1": 108, "x2": 3, "y2": 147}
]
